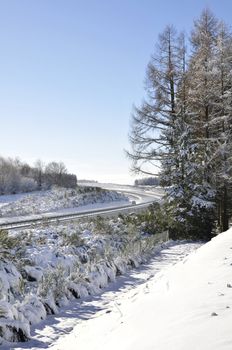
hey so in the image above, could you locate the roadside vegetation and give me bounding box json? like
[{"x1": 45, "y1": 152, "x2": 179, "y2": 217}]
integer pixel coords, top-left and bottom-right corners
[{"x1": 0, "y1": 211, "x2": 168, "y2": 345}]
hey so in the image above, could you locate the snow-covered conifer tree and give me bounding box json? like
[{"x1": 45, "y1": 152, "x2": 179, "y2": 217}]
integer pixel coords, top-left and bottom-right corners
[
  {"x1": 127, "y1": 25, "x2": 183, "y2": 176},
  {"x1": 128, "y1": 9, "x2": 232, "y2": 239},
  {"x1": 211, "y1": 21, "x2": 232, "y2": 231}
]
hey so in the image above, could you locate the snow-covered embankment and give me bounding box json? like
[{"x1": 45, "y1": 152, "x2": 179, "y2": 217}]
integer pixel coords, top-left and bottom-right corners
[
  {"x1": 51, "y1": 228, "x2": 232, "y2": 350},
  {"x1": 0, "y1": 218, "x2": 167, "y2": 346},
  {"x1": 0, "y1": 186, "x2": 129, "y2": 217}
]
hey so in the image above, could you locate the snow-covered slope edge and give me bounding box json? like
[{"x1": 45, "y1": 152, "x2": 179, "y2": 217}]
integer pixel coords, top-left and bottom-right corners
[
  {"x1": 0, "y1": 223, "x2": 168, "y2": 346},
  {"x1": 60, "y1": 228, "x2": 232, "y2": 350},
  {"x1": 0, "y1": 187, "x2": 128, "y2": 217}
]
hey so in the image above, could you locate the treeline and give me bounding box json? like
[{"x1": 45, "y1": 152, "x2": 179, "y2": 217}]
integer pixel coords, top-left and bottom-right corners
[
  {"x1": 128, "y1": 9, "x2": 232, "y2": 240},
  {"x1": 134, "y1": 177, "x2": 160, "y2": 186},
  {"x1": 0, "y1": 156, "x2": 77, "y2": 195}
]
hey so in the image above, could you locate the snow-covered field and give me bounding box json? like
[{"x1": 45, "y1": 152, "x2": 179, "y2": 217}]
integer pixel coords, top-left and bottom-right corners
[
  {"x1": 45, "y1": 228, "x2": 231, "y2": 350},
  {"x1": 4, "y1": 228, "x2": 232, "y2": 350},
  {"x1": 0, "y1": 187, "x2": 129, "y2": 217}
]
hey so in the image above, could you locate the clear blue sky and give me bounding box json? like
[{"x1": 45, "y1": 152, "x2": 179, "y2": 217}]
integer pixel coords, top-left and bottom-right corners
[{"x1": 0, "y1": 0, "x2": 231, "y2": 184}]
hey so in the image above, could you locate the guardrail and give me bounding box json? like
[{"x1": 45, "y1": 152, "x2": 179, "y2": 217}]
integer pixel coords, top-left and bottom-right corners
[{"x1": 0, "y1": 201, "x2": 154, "y2": 230}]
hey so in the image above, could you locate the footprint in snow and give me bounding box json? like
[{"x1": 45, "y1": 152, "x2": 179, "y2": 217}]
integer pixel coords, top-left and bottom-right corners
[
  {"x1": 227, "y1": 283, "x2": 232, "y2": 288},
  {"x1": 146, "y1": 274, "x2": 154, "y2": 281},
  {"x1": 144, "y1": 284, "x2": 150, "y2": 294},
  {"x1": 211, "y1": 312, "x2": 218, "y2": 317}
]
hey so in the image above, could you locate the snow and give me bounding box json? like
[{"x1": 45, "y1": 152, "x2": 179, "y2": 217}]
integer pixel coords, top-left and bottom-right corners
[
  {"x1": 0, "y1": 199, "x2": 131, "y2": 226},
  {"x1": 79, "y1": 182, "x2": 164, "y2": 202},
  {"x1": 51, "y1": 229, "x2": 232, "y2": 350},
  {"x1": 0, "y1": 187, "x2": 129, "y2": 218},
  {"x1": 0, "y1": 184, "x2": 162, "y2": 227},
  {"x1": 0, "y1": 215, "x2": 169, "y2": 346},
  {"x1": 1, "y1": 240, "x2": 201, "y2": 349},
  {"x1": 2, "y1": 209, "x2": 232, "y2": 349},
  {"x1": 7, "y1": 228, "x2": 232, "y2": 350},
  {"x1": 0, "y1": 192, "x2": 33, "y2": 208}
]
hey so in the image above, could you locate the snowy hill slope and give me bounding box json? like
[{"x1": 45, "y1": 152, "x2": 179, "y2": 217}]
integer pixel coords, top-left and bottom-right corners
[
  {"x1": 50, "y1": 228, "x2": 232, "y2": 350},
  {"x1": 0, "y1": 187, "x2": 128, "y2": 217}
]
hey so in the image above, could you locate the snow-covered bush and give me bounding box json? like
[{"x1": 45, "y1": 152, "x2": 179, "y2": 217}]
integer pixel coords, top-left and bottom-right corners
[
  {"x1": 0, "y1": 216, "x2": 168, "y2": 345},
  {"x1": 38, "y1": 265, "x2": 68, "y2": 307},
  {"x1": 60, "y1": 231, "x2": 85, "y2": 247},
  {"x1": 0, "y1": 230, "x2": 18, "y2": 251},
  {"x1": 18, "y1": 295, "x2": 47, "y2": 325},
  {"x1": 19, "y1": 177, "x2": 37, "y2": 193},
  {"x1": 0, "y1": 300, "x2": 30, "y2": 343}
]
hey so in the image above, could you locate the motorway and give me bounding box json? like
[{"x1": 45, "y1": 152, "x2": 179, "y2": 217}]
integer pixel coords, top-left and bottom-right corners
[{"x1": 0, "y1": 186, "x2": 163, "y2": 230}]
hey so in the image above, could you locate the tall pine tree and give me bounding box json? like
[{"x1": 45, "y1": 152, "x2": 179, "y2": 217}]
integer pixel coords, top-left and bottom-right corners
[{"x1": 128, "y1": 9, "x2": 232, "y2": 240}]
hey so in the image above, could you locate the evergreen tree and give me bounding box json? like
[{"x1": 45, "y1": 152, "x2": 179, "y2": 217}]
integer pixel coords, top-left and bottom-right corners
[
  {"x1": 128, "y1": 9, "x2": 232, "y2": 240},
  {"x1": 127, "y1": 25, "x2": 184, "y2": 175},
  {"x1": 212, "y1": 22, "x2": 232, "y2": 231},
  {"x1": 179, "y1": 9, "x2": 219, "y2": 238}
]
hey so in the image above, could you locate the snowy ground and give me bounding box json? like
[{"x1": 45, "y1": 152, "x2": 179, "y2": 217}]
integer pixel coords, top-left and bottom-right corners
[
  {"x1": 79, "y1": 181, "x2": 164, "y2": 199},
  {"x1": 3, "y1": 241, "x2": 202, "y2": 350},
  {"x1": 0, "y1": 185, "x2": 160, "y2": 227},
  {"x1": 5, "y1": 228, "x2": 232, "y2": 350},
  {"x1": 0, "y1": 193, "x2": 33, "y2": 209},
  {"x1": 0, "y1": 214, "x2": 170, "y2": 346},
  {"x1": 47, "y1": 229, "x2": 232, "y2": 350},
  {"x1": 0, "y1": 187, "x2": 129, "y2": 217}
]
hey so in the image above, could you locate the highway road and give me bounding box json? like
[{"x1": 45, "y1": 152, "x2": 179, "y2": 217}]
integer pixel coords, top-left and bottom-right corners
[{"x1": 0, "y1": 185, "x2": 163, "y2": 230}]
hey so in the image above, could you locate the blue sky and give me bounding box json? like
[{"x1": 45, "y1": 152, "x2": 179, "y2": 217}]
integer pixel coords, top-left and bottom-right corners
[{"x1": 0, "y1": 0, "x2": 231, "y2": 184}]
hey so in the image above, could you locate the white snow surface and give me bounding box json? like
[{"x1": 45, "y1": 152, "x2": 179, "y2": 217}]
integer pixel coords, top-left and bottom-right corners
[
  {"x1": 0, "y1": 216, "x2": 170, "y2": 346},
  {"x1": 56, "y1": 229, "x2": 232, "y2": 350},
  {"x1": 8, "y1": 228, "x2": 232, "y2": 350},
  {"x1": 0, "y1": 187, "x2": 129, "y2": 217},
  {"x1": 2, "y1": 240, "x2": 202, "y2": 350}
]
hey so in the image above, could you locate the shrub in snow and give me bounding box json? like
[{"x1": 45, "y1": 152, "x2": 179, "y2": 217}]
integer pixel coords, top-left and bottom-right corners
[
  {"x1": 18, "y1": 295, "x2": 47, "y2": 325},
  {"x1": 92, "y1": 216, "x2": 112, "y2": 234},
  {"x1": 22, "y1": 266, "x2": 43, "y2": 282},
  {"x1": 0, "y1": 301, "x2": 30, "y2": 343},
  {"x1": 38, "y1": 265, "x2": 68, "y2": 307},
  {"x1": 0, "y1": 320, "x2": 30, "y2": 343},
  {"x1": 0, "y1": 215, "x2": 168, "y2": 345},
  {"x1": 19, "y1": 177, "x2": 37, "y2": 193},
  {"x1": 61, "y1": 231, "x2": 85, "y2": 247},
  {"x1": 0, "y1": 260, "x2": 24, "y2": 302},
  {"x1": 0, "y1": 230, "x2": 18, "y2": 251}
]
